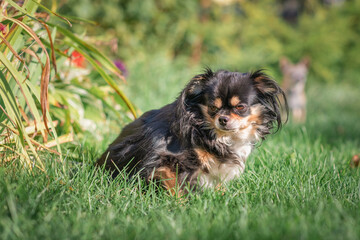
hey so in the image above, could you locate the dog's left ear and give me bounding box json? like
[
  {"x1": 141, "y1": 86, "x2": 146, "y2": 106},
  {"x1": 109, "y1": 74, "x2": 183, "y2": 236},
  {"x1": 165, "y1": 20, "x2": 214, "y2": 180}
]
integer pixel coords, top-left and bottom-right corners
[
  {"x1": 252, "y1": 70, "x2": 282, "y2": 95},
  {"x1": 183, "y1": 68, "x2": 214, "y2": 104},
  {"x1": 251, "y1": 70, "x2": 288, "y2": 130},
  {"x1": 300, "y1": 56, "x2": 310, "y2": 69},
  {"x1": 279, "y1": 57, "x2": 291, "y2": 72}
]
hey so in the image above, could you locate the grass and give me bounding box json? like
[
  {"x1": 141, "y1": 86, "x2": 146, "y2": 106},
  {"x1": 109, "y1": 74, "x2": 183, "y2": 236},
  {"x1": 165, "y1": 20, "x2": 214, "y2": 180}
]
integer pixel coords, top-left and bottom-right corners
[{"x1": 1, "y1": 64, "x2": 360, "y2": 239}]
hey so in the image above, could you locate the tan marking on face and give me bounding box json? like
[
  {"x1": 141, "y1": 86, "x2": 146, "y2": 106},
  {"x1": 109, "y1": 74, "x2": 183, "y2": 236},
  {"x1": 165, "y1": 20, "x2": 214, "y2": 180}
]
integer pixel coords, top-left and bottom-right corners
[
  {"x1": 226, "y1": 105, "x2": 264, "y2": 132},
  {"x1": 153, "y1": 167, "x2": 178, "y2": 196},
  {"x1": 229, "y1": 112, "x2": 250, "y2": 130},
  {"x1": 200, "y1": 105, "x2": 216, "y2": 127},
  {"x1": 247, "y1": 104, "x2": 265, "y2": 136},
  {"x1": 248, "y1": 104, "x2": 264, "y2": 125},
  {"x1": 230, "y1": 112, "x2": 243, "y2": 120},
  {"x1": 214, "y1": 98, "x2": 222, "y2": 108},
  {"x1": 230, "y1": 96, "x2": 240, "y2": 107}
]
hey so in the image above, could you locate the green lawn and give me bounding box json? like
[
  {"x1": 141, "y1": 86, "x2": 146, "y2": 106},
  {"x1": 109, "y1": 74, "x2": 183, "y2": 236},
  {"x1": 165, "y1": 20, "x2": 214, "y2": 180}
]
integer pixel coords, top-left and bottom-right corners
[{"x1": 1, "y1": 70, "x2": 359, "y2": 239}]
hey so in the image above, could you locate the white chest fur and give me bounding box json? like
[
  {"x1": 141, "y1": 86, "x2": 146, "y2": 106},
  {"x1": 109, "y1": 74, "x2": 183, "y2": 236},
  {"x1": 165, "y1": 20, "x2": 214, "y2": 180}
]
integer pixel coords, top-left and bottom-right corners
[{"x1": 196, "y1": 142, "x2": 253, "y2": 188}]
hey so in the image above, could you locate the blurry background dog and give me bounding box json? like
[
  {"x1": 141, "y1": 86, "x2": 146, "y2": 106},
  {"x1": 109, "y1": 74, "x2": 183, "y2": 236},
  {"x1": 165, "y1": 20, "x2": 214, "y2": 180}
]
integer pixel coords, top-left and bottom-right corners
[
  {"x1": 280, "y1": 57, "x2": 310, "y2": 123},
  {"x1": 97, "y1": 69, "x2": 287, "y2": 192}
]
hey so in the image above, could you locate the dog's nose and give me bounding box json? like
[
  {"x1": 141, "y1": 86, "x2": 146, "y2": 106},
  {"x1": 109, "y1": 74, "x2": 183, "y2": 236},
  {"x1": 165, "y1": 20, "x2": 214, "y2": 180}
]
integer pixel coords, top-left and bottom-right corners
[{"x1": 218, "y1": 116, "x2": 229, "y2": 126}]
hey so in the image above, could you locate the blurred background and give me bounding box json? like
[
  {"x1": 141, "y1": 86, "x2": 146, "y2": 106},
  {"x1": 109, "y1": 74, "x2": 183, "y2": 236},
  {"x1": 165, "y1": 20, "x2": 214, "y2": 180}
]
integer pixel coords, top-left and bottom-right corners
[
  {"x1": 54, "y1": 0, "x2": 360, "y2": 107},
  {"x1": 1, "y1": 0, "x2": 359, "y2": 166},
  {"x1": 53, "y1": 0, "x2": 359, "y2": 145},
  {"x1": 54, "y1": 0, "x2": 360, "y2": 146}
]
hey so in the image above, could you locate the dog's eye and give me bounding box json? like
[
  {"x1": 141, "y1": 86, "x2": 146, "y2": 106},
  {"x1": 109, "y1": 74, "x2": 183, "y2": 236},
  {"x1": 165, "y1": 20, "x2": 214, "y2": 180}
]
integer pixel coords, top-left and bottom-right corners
[
  {"x1": 209, "y1": 105, "x2": 218, "y2": 112},
  {"x1": 236, "y1": 104, "x2": 247, "y2": 111}
]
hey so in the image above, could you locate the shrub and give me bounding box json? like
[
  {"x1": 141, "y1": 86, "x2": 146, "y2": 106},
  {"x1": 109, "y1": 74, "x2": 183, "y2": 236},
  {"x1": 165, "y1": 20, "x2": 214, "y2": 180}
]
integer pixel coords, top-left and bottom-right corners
[{"x1": 0, "y1": 0, "x2": 136, "y2": 170}]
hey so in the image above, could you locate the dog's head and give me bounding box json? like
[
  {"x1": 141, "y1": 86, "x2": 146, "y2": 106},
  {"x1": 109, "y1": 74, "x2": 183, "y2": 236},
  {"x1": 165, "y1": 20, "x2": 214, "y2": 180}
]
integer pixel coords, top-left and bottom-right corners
[
  {"x1": 280, "y1": 57, "x2": 310, "y2": 85},
  {"x1": 179, "y1": 69, "x2": 288, "y2": 141}
]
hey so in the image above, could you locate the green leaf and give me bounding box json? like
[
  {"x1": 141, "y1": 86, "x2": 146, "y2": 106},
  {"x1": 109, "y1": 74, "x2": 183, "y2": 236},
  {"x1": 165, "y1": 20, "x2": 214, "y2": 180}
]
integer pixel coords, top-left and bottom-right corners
[{"x1": 64, "y1": 42, "x2": 137, "y2": 118}]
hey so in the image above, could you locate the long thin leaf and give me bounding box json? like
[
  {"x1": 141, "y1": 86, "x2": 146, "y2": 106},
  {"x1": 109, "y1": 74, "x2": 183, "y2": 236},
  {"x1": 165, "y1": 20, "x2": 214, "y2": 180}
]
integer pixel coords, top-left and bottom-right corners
[
  {"x1": 4, "y1": 0, "x2": 38, "y2": 20},
  {"x1": 48, "y1": 24, "x2": 124, "y2": 79},
  {"x1": 30, "y1": 0, "x2": 72, "y2": 27},
  {"x1": 71, "y1": 83, "x2": 122, "y2": 119},
  {"x1": 1, "y1": 122, "x2": 58, "y2": 158},
  {"x1": 0, "y1": 103, "x2": 16, "y2": 127},
  {"x1": 0, "y1": 51, "x2": 46, "y2": 139},
  {"x1": 0, "y1": 35, "x2": 30, "y2": 80},
  {"x1": 26, "y1": 80, "x2": 63, "y2": 164},
  {"x1": 0, "y1": 72, "x2": 39, "y2": 170},
  {"x1": 0, "y1": 143, "x2": 27, "y2": 161},
  {"x1": 55, "y1": 15, "x2": 98, "y2": 25},
  {"x1": 2, "y1": 15, "x2": 52, "y2": 135},
  {"x1": 37, "y1": 19, "x2": 57, "y2": 74},
  {"x1": 67, "y1": 44, "x2": 137, "y2": 118}
]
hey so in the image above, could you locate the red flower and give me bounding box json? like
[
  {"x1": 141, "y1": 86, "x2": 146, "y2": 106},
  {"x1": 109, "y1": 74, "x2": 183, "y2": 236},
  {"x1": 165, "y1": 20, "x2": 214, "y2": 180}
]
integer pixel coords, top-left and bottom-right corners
[
  {"x1": 0, "y1": 23, "x2": 7, "y2": 35},
  {"x1": 71, "y1": 51, "x2": 86, "y2": 68},
  {"x1": 64, "y1": 49, "x2": 86, "y2": 68}
]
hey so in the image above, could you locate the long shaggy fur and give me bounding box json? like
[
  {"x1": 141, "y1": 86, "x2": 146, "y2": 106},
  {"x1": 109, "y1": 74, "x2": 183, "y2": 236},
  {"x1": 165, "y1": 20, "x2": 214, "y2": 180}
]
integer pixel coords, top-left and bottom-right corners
[{"x1": 96, "y1": 69, "x2": 288, "y2": 191}]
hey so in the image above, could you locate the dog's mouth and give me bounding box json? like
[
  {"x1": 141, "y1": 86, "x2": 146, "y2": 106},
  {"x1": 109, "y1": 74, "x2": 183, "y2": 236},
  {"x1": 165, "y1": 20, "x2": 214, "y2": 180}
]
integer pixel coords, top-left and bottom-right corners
[
  {"x1": 214, "y1": 117, "x2": 251, "y2": 133},
  {"x1": 216, "y1": 126, "x2": 238, "y2": 133},
  {"x1": 215, "y1": 121, "x2": 250, "y2": 133}
]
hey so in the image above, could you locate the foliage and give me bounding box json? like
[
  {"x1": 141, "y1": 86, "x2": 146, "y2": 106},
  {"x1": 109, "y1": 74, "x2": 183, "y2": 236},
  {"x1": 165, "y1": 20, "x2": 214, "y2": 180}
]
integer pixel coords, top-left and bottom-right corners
[
  {"x1": 0, "y1": 0, "x2": 136, "y2": 170},
  {"x1": 57, "y1": 0, "x2": 360, "y2": 83}
]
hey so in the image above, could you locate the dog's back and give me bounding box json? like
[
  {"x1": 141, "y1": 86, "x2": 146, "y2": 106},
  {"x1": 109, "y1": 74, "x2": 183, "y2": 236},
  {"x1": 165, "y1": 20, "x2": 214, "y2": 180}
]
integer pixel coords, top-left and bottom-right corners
[{"x1": 96, "y1": 104, "x2": 176, "y2": 178}]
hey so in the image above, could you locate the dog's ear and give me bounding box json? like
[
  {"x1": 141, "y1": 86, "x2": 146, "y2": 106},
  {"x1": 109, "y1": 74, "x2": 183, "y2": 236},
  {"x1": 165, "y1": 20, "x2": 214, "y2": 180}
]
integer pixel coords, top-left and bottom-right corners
[
  {"x1": 252, "y1": 70, "x2": 282, "y2": 95},
  {"x1": 183, "y1": 68, "x2": 214, "y2": 104},
  {"x1": 300, "y1": 56, "x2": 310, "y2": 69},
  {"x1": 279, "y1": 57, "x2": 291, "y2": 72},
  {"x1": 174, "y1": 68, "x2": 214, "y2": 139},
  {"x1": 251, "y1": 70, "x2": 288, "y2": 131}
]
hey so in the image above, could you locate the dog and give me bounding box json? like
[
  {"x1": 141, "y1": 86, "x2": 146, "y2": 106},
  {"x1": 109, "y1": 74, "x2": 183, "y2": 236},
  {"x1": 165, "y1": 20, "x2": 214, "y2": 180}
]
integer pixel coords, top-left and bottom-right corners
[
  {"x1": 280, "y1": 57, "x2": 310, "y2": 123},
  {"x1": 96, "y1": 69, "x2": 288, "y2": 193}
]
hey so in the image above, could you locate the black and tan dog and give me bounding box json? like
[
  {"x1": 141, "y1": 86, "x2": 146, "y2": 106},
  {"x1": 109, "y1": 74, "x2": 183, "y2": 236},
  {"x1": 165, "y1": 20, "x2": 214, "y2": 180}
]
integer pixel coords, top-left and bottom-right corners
[{"x1": 96, "y1": 69, "x2": 287, "y2": 192}]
